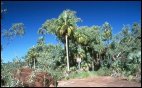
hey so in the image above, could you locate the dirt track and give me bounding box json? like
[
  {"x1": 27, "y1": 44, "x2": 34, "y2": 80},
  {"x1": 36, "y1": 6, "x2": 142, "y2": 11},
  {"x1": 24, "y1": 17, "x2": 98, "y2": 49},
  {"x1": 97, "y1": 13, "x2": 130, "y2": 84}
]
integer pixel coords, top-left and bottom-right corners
[{"x1": 58, "y1": 76, "x2": 141, "y2": 87}]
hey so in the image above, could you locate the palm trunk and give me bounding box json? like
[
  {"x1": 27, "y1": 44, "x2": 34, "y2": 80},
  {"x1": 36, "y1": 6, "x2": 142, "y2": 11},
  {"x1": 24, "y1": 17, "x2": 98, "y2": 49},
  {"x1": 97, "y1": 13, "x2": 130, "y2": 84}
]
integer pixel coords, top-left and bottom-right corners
[{"x1": 66, "y1": 35, "x2": 70, "y2": 71}]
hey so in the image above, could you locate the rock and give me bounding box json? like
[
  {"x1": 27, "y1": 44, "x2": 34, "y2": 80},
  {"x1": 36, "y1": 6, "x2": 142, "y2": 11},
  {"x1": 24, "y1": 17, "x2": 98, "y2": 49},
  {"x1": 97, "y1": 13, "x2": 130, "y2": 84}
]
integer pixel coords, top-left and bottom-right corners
[{"x1": 13, "y1": 67, "x2": 57, "y2": 87}]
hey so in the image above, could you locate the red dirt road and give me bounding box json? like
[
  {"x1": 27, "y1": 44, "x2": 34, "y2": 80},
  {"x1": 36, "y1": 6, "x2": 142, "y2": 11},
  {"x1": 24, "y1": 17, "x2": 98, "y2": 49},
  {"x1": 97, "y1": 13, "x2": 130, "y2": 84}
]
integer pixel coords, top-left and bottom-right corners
[{"x1": 58, "y1": 76, "x2": 141, "y2": 87}]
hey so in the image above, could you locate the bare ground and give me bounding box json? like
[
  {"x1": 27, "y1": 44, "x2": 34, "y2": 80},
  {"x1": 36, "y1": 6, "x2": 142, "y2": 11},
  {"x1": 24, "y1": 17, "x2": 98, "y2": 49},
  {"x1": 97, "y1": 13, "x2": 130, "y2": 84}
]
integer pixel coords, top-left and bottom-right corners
[{"x1": 57, "y1": 76, "x2": 141, "y2": 87}]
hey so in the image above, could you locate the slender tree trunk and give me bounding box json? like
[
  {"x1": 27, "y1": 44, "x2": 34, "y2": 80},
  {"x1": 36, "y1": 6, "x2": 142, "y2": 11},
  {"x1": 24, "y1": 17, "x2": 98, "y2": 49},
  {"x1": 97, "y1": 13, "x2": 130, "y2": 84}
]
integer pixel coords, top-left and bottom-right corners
[
  {"x1": 96, "y1": 53, "x2": 98, "y2": 62},
  {"x1": 66, "y1": 35, "x2": 70, "y2": 71},
  {"x1": 78, "y1": 62, "x2": 81, "y2": 70},
  {"x1": 89, "y1": 49, "x2": 94, "y2": 71},
  {"x1": 92, "y1": 52, "x2": 94, "y2": 71},
  {"x1": 34, "y1": 58, "x2": 35, "y2": 69},
  {"x1": 29, "y1": 59, "x2": 32, "y2": 68},
  {"x1": 92, "y1": 60, "x2": 94, "y2": 71},
  {"x1": 84, "y1": 47, "x2": 88, "y2": 62},
  {"x1": 64, "y1": 12, "x2": 70, "y2": 72}
]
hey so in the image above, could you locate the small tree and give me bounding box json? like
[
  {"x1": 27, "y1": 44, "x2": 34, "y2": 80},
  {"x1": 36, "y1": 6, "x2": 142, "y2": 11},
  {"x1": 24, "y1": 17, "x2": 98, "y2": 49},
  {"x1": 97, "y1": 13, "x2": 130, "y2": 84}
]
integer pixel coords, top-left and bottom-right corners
[{"x1": 26, "y1": 47, "x2": 39, "y2": 69}]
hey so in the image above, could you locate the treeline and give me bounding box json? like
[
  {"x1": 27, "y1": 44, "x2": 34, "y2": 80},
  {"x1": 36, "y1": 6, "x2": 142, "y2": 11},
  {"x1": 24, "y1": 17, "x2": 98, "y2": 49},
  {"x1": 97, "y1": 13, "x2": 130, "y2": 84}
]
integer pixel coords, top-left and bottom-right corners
[{"x1": 26, "y1": 9, "x2": 141, "y2": 79}]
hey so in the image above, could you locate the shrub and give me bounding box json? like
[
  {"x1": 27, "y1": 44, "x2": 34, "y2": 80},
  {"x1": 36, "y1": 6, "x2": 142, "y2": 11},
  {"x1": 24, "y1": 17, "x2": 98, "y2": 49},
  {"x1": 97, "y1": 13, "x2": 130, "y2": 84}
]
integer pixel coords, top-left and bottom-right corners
[{"x1": 96, "y1": 67, "x2": 111, "y2": 76}]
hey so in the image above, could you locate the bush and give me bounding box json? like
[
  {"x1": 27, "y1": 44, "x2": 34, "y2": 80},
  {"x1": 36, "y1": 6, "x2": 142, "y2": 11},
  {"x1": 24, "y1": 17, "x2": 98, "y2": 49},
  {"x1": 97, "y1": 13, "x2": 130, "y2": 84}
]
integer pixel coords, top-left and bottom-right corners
[
  {"x1": 68, "y1": 71, "x2": 90, "y2": 79},
  {"x1": 96, "y1": 67, "x2": 111, "y2": 76}
]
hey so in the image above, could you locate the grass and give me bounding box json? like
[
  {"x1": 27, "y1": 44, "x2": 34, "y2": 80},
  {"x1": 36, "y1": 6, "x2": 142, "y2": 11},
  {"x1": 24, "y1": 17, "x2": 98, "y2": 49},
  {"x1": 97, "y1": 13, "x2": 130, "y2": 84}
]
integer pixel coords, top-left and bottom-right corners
[
  {"x1": 67, "y1": 67, "x2": 141, "y2": 83},
  {"x1": 68, "y1": 67, "x2": 111, "y2": 79}
]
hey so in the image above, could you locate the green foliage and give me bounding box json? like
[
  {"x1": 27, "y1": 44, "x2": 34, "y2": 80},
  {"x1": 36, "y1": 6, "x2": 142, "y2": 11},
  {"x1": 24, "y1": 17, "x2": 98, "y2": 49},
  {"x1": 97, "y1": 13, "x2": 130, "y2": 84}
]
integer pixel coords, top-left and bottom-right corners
[
  {"x1": 96, "y1": 67, "x2": 111, "y2": 76},
  {"x1": 2, "y1": 23, "x2": 25, "y2": 39},
  {"x1": 37, "y1": 44, "x2": 65, "y2": 70},
  {"x1": 25, "y1": 42, "x2": 66, "y2": 81},
  {"x1": 37, "y1": 36, "x2": 46, "y2": 45},
  {"x1": 1, "y1": 58, "x2": 26, "y2": 87},
  {"x1": 39, "y1": 9, "x2": 82, "y2": 72},
  {"x1": 74, "y1": 26, "x2": 101, "y2": 46},
  {"x1": 40, "y1": 9, "x2": 81, "y2": 42},
  {"x1": 26, "y1": 46, "x2": 39, "y2": 68},
  {"x1": 68, "y1": 68, "x2": 111, "y2": 79},
  {"x1": 101, "y1": 22, "x2": 112, "y2": 44},
  {"x1": 68, "y1": 71, "x2": 90, "y2": 79}
]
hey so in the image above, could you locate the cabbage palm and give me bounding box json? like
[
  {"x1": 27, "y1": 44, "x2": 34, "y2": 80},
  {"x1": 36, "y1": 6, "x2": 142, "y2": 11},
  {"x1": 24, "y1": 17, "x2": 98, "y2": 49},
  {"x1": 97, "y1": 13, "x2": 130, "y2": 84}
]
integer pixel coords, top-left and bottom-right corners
[
  {"x1": 40, "y1": 9, "x2": 81, "y2": 71},
  {"x1": 74, "y1": 26, "x2": 103, "y2": 71},
  {"x1": 56, "y1": 10, "x2": 79, "y2": 71},
  {"x1": 101, "y1": 22, "x2": 112, "y2": 46},
  {"x1": 26, "y1": 47, "x2": 39, "y2": 69},
  {"x1": 101, "y1": 22, "x2": 112, "y2": 66}
]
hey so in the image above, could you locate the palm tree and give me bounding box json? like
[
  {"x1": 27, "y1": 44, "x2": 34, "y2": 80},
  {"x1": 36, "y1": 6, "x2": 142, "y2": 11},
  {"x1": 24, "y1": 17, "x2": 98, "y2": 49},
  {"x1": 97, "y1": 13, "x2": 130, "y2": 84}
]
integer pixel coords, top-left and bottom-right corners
[
  {"x1": 74, "y1": 26, "x2": 102, "y2": 71},
  {"x1": 40, "y1": 9, "x2": 81, "y2": 71},
  {"x1": 57, "y1": 10, "x2": 81, "y2": 71},
  {"x1": 101, "y1": 22, "x2": 112, "y2": 47},
  {"x1": 101, "y1": 22, "x2": 112, "y2": 65},
  {"x1": 26, "y1": 47, "x2": 39, "y2": 69}
]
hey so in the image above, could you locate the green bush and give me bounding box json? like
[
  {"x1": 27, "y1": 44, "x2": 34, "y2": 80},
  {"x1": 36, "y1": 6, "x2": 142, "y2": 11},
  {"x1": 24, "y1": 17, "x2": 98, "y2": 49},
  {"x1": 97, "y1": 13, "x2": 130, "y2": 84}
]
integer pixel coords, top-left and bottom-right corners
[
  {"x1": 68, "y1": 71, "x2": 89, "y2": 79},
  {"x1": 96, "y1": 67, "x2": 111, "y2": 76}
]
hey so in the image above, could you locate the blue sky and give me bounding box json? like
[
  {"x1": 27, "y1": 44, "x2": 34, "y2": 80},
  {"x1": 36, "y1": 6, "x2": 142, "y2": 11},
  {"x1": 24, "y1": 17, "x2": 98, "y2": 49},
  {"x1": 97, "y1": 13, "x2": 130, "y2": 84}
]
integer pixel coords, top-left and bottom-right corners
[{"x1": 1, "y1": 1, "x2": 141, "y2": 63}]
